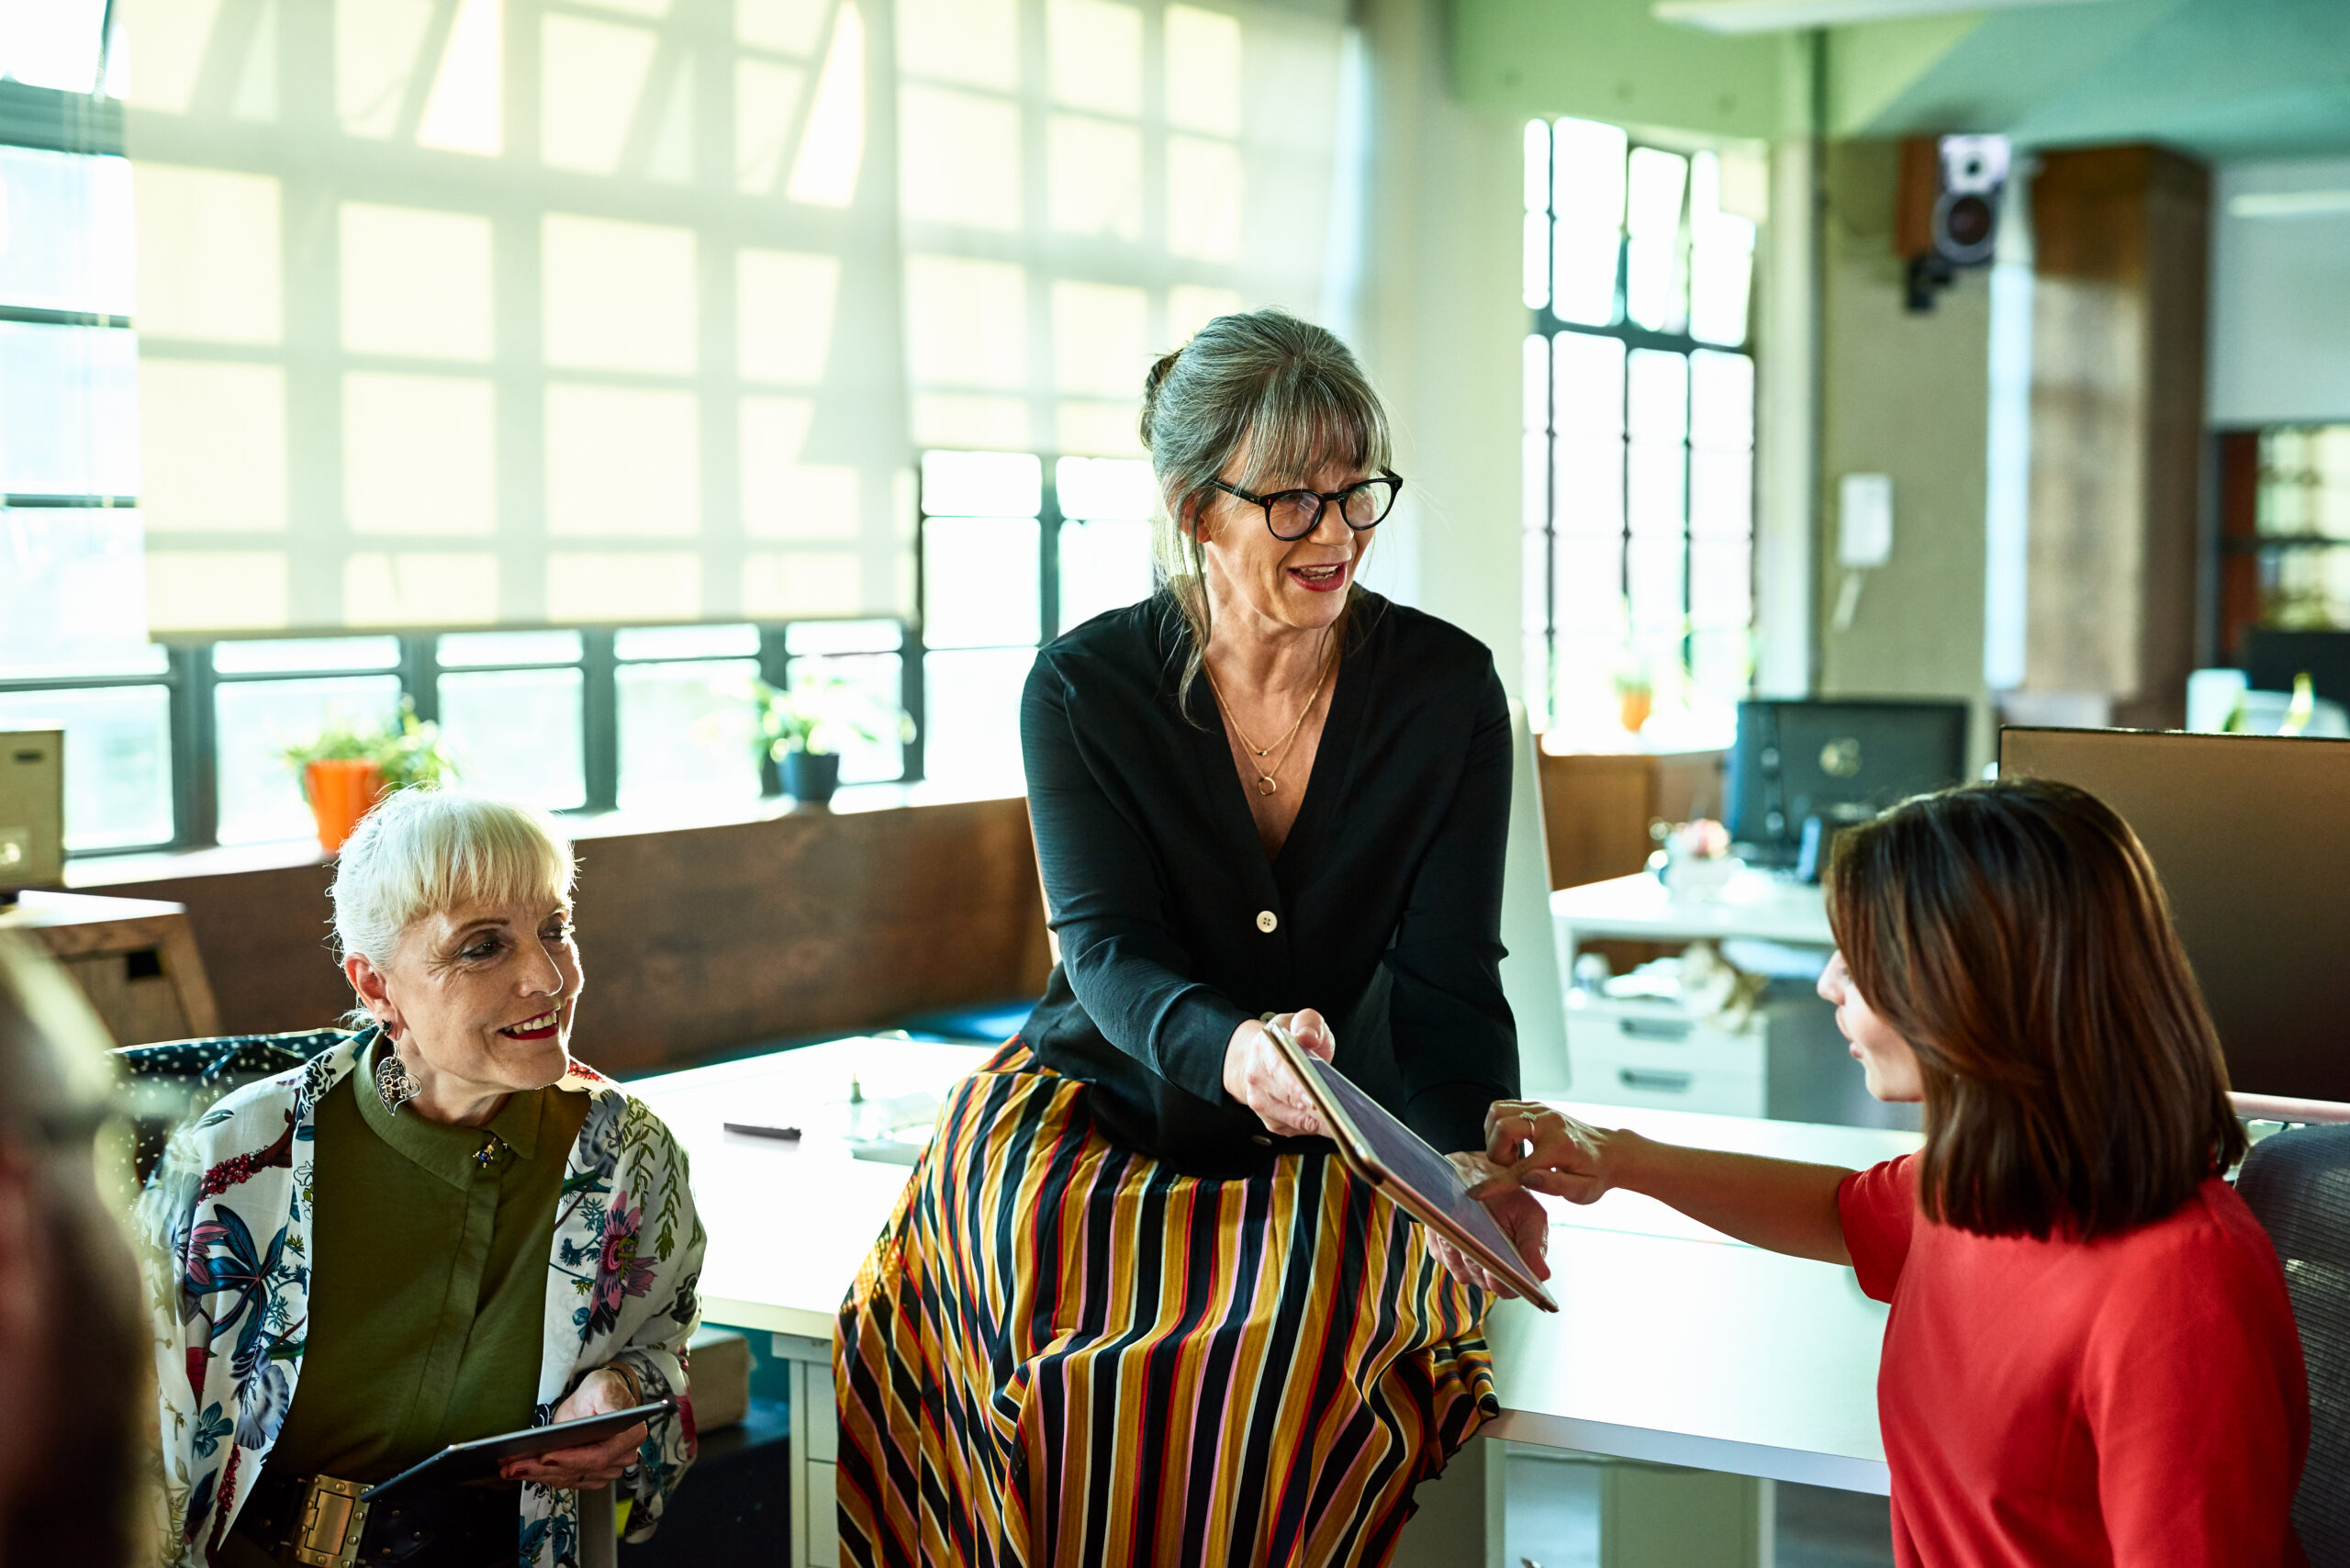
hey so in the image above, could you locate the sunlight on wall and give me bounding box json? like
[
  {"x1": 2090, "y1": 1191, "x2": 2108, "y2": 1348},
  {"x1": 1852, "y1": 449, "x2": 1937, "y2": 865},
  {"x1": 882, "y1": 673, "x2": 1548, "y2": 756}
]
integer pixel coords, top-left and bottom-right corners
[
  {"x1": 1048, "y1": 0, "x2": 1141, "y2": 116},
  {"x1": 788, "y1": 3, "x2": 866, "y2": 205},
  {"x1": 138, "y1": 360, "x2": 285, "y2": 531},
  {"x1": 343, "y1": 373, "x2": 497, "y2": 534},
  {"x1": 541, "y1": 13, "x2": 660, "y2": 174},
  {"x1": 1165, "y1": 6, "x2": 1239, "y2": 135},
  {"x1": 123, "y1": 0, "x2": 1343, "y2": 633},
  {"x1": 543, "y1": 214, "x2": 698, "y2": 375},
  {"x1": 738, "y1": 250, "x2": 840, "y2": 382},
  {"x1": 1052, "y1": 281, "x2": 1148, "y2": 398},
  {"x1": 736, "y1": 60, "x2": 809, "y2": 192},
  {"x1": 133, "y1": 163, "x2": 280, "y2": 342},
  {"x1": 146, "y1": 550, "x2": 287, "y2": 629},
  {"x1": 336, "y1": 0, "x2": 437, "y2": 140},
  {"x1": 546, "y1": 552, "x2": 700, "y2": 620},
  {"x1": 743, "y1": 550, "x2": 863, "y2": 615},
  {"x1": 114, "y1": 0, "x2": 221, "y2": 113},
  {"x1": 905, "y1": 255, "x2": 1027, "y2": 388},
  {"x1": 742, "y1": 397, "x2": 862, "y2": 538},
  {"x1": 344, "y1": 552, "x2": 500, "y2": 624},
  {"x1": 544, "y1": 384, "x2": 700, "y2": 534},
  {"x1": 1048, "y1": 117, "x2": 1143, "y2": 239},
  {"x1": 417, "y1": 0, "x2": 504, "y2": 155},
  {"x1": 341, "y1": 204, "x2": 494, "y2": 361},
  {"x1": 897, "y1": 0, "x2": 1016, "y2": 89},
  {"x1": 898, "y1": 86, "x2": 1021, "y2": 229}
]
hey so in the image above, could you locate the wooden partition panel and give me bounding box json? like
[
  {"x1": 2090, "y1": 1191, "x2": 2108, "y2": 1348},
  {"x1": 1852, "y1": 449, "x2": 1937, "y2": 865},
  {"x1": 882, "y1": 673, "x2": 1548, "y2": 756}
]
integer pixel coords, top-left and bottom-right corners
[
  {"x1": 1535, "y1": 750, "x2": 1727, "y2": 890},
  {"x1": 98, "y1": 800, "x2": 1056, "y2": 1076},
  {"x1": 2027, "y1": 144, "x2": 2210, "y2": 729}
]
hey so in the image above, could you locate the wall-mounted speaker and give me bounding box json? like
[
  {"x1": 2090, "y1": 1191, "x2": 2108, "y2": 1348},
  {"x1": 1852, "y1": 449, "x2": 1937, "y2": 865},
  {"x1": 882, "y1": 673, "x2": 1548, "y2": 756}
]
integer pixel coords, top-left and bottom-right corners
[
  {"x1": 1896, "y1": 134, "x2": 2010, "y2": 312},
  {"x1": 0, "y1": 730, "x2": 64, "y2": 902}
]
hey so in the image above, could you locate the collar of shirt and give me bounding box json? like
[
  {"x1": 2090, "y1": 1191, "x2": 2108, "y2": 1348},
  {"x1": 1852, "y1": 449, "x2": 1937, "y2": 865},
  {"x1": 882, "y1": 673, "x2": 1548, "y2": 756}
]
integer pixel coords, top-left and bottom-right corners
[{"x1": 355, "y1": 1036, "x2": 545, "y2": 1188}]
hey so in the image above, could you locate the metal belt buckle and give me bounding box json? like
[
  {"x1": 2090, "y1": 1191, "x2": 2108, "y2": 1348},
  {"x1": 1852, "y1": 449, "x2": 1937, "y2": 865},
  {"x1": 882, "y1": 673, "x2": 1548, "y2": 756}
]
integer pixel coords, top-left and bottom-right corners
[{"x1": 288, "y1": 1473, "x2": 368, "y2": 1568}]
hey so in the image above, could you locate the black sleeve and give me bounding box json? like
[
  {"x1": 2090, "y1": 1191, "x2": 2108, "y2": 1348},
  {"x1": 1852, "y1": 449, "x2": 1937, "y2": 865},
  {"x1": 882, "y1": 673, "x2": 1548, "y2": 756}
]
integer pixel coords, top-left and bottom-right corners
[
  {"x1": 1022, "y1": 655, "x2": 1250, "y2": 1105},
  {"x1": 1385, "y1": 657, "x2": 1518, "y2": 1154}
]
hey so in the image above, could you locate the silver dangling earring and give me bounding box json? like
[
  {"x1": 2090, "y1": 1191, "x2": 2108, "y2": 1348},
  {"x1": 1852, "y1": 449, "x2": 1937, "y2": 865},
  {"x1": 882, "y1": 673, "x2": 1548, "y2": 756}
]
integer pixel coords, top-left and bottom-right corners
[{"x1": 374, "y1": 1029, "x2": 421, "y2": 1114}]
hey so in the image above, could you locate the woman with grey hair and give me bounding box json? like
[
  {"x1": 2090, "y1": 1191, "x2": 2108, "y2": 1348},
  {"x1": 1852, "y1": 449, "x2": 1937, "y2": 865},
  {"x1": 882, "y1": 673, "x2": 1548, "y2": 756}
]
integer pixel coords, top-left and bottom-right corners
[
  {"x1": 838, "y1": 309, "x2": 1545, "y2": 1565},
  {"x1": 139, "y1": 789, "x2": 704, "y2": 1568}
]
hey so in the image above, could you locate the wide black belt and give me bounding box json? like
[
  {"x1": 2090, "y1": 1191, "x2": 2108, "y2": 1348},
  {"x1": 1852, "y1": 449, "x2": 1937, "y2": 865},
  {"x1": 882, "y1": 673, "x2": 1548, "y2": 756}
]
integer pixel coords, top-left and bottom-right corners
[{"x1": 236, "y1": 1468, "x2": 515, "y2": 1568}]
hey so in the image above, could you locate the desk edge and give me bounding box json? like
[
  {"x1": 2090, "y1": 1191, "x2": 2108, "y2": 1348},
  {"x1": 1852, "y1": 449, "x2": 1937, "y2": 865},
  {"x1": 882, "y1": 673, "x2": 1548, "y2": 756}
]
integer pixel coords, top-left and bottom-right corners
[{"x1": 1481, "y1": 1410, "x2": 1891, "y2": 1495}]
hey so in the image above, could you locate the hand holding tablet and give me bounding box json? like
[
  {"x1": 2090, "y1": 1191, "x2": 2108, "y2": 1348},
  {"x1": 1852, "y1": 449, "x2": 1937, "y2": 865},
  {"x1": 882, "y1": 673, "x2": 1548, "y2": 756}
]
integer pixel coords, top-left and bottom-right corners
[{"x1": 1263, "y1": 1023, "x2": 1559, "y2": 1311}]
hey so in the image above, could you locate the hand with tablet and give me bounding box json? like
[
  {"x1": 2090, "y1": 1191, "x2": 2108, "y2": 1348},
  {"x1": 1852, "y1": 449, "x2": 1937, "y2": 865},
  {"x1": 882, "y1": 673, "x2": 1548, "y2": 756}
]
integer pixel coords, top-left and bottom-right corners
[
  {"x1": 499, "y1": 1367, "x2": 654, "y2": 1488},
  {"x1": 1261, "y1": 1024, "x2": 1558, "y2": 1309},
  {"x1": 1224, "y1": 1008, "x2": 1337, "y2": 1138}
]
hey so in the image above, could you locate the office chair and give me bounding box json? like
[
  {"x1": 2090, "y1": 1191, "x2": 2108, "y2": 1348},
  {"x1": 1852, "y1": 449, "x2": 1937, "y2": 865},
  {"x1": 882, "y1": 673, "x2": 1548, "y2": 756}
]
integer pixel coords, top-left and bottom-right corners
[
  {"x1": 2237, "y1": 1122, "x2": 2350, "y2": 1564},
  {"x1": 116, "y1": 1028, "x2": 352, "y2": 1183}
]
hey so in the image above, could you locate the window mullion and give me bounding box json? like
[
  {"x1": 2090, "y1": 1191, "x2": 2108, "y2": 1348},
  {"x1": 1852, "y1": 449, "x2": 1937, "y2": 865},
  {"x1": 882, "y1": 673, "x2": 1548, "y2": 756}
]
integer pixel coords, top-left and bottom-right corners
[{"x1": 580, "y1": 631, "x2": 619, "y2": 813}]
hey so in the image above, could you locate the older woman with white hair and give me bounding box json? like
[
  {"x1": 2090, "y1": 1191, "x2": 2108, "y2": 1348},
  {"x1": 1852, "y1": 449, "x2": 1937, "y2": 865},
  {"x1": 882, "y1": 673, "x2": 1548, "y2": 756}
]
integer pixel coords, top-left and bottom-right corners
[{"x1": 139, "y1": 789, "x2": 705, "y2": 1568}]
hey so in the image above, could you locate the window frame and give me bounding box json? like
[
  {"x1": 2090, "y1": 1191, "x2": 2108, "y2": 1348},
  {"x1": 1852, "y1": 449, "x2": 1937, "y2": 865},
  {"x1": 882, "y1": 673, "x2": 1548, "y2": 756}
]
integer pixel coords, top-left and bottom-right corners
[
  {"x1": 1524, "y1": 118, "x2": 1759, "y2": 738},
  {"x1": 0, "y1": 618, "x2": 926, "y2": 858}
]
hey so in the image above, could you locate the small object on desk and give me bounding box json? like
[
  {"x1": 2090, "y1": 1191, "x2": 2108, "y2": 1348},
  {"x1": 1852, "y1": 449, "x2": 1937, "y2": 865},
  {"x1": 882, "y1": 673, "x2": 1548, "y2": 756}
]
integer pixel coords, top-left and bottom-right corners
[
  {"x1": 850, "y1": 1137, "x2": 927, "y2": 1166},
  {"x1": 724, "y1": 1122, "x2": 802, "y2": 1141}
]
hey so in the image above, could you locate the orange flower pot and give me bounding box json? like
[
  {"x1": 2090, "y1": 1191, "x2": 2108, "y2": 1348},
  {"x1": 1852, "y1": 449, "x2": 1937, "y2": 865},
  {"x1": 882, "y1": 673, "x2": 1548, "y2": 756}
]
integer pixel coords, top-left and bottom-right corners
[
  {"x1": 1617, "y1": 689, "x2": 1653, "y2": 735},
  {"x1": 305, "y1": 759, "x2": 386, "y2": 853}
]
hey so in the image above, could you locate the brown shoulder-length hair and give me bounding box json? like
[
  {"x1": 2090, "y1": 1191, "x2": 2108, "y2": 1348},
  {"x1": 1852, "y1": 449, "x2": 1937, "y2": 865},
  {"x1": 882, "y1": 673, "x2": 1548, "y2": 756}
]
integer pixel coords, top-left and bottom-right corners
[{"x1": 1825, "y1": 778, "x2": 2245, "y2": 1240}]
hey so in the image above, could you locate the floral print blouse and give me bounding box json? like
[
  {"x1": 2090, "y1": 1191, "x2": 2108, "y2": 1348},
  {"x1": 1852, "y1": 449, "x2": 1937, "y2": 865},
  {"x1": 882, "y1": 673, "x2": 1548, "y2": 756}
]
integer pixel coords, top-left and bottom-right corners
[{"x1": 136, "y1": 1034, "x2": 707, "y2": 1567}]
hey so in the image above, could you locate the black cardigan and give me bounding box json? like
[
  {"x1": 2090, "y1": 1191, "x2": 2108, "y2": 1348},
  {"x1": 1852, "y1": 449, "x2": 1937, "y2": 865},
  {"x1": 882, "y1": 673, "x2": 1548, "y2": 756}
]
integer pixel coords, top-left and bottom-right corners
[{"x1": 1018, "y1": 590, "x2": 1519, "y2": 1175}]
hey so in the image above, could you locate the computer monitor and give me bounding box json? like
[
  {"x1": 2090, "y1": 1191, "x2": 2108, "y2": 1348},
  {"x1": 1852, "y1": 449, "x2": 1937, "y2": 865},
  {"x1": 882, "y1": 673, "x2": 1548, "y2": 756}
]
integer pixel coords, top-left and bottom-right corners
[
  {"x1": 2245, "y1": 628, "x2": 2350, "y2": 712},
  {"x1": 2000, "y1": 726, "x2": 2350, "y2": 1103},
  {"x1": 1727, "y1": 700, "x2": 1971, "y2": 864}
]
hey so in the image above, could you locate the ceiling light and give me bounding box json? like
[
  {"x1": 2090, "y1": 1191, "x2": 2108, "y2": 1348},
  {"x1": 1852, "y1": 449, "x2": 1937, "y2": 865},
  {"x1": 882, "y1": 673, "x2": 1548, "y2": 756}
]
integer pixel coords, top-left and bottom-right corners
[
  {"x1": 2228, "y1": 191, "x2": 2350, "y2": 219},
  {"x1": 1654, "y1": 0, "x2": 2122, "y2": 33}
]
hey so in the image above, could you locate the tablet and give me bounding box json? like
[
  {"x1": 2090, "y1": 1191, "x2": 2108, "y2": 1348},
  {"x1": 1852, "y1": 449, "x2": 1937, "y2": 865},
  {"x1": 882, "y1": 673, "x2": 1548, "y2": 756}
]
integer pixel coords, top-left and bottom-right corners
[
  {"x1": 1267, "y1": 1025, "x2": 1559, "y2": 1312},
  {"x1": 361, "y1": 1398, "x2": 677, "y2": 1503}
]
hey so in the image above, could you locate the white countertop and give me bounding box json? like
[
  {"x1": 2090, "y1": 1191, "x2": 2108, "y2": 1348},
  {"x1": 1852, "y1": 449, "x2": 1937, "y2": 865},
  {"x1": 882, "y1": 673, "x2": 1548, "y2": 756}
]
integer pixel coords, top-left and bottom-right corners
[
  {"x1": 631, "y1": 1042, "x2": 1919, "y2": 1490},
  {"x1": 1551, "y1": 870, "x2": 1834, "y2": 947}
]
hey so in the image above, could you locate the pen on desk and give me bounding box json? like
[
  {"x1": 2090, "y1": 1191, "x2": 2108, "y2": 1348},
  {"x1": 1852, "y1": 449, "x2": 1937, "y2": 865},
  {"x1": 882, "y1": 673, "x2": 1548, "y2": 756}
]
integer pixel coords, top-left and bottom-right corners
[{"x1": 723, "y1": 1122, "x2": 802, "y2": 1141}]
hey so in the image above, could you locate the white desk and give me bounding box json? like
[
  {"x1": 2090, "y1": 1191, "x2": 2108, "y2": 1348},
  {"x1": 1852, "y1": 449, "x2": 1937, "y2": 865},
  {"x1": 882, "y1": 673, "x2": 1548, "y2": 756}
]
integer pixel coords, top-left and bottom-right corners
[
  {"x1": 631, "y1": 1039, "x2": 1918, "y2": 1566},
  {"x1": 1486, "y1": 1103, "x2": 1917, "y2": 1495},
  {"x1": 1551, "y1": 868, "x2": 1832, "y2": 971}
]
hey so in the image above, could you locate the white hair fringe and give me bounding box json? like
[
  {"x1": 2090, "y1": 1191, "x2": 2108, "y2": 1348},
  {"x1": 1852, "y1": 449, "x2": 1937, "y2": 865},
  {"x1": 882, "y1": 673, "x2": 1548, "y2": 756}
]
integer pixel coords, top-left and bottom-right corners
[{"x1": 328, "y1": 788, "x2": 576, "y2": 966}]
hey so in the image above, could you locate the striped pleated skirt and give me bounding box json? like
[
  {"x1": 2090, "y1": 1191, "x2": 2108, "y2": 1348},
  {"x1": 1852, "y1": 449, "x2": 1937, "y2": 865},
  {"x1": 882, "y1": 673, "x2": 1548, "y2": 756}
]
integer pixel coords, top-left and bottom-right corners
[{"x1": 834, "y1": 1042, "x2": 1497, "y2": 1568}]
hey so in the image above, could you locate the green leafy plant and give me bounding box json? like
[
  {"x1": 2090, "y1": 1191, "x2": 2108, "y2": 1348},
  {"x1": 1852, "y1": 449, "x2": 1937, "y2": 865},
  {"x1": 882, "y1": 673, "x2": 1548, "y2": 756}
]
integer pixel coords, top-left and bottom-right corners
[
  {"x1": 750, "y1": 676, "x2": 912, "y2": 759},
  {"x1": 277, "y1": 698, "x2": 457, "y2": 797}
]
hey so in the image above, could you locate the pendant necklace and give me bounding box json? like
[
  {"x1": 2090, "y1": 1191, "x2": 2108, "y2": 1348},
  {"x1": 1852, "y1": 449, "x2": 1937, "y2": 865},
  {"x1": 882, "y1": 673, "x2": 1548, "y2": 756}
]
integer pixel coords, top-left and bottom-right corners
[{"x1": 1205, "y1": 636, "x2": 1335, "y2": 797}]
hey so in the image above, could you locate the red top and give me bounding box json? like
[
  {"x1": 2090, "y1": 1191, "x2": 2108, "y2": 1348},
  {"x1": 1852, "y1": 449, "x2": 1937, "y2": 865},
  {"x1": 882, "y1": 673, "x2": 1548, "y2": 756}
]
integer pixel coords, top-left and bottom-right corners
[{"x1": 1839, "y1": 1155, "x2": 2310, "y2": 1568}]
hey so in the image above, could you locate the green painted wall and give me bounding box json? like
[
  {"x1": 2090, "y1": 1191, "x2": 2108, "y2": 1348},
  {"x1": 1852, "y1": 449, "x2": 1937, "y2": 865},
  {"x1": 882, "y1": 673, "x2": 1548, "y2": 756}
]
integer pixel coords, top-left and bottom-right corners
[
  {"x1": 1813, "y1": 140, "x2": 1993, "y2": 759},
  {"x1": 1454, "y1": 0, "x2": 2350, "y2": 162},
  {"x1": 1450, "y1": 0, "x2": 1785, "y2": 139}
]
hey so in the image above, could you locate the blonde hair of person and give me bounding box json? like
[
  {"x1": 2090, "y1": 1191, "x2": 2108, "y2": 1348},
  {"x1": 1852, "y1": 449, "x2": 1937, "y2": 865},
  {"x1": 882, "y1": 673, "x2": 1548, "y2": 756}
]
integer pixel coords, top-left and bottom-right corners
[{"x1": 328, "y1": 788, "x2": 576, "y2": 969}]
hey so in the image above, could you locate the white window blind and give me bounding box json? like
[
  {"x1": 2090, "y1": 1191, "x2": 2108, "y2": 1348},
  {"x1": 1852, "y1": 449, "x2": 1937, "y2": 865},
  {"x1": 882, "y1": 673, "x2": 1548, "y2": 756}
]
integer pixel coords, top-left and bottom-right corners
[{"x1": 113, "y1": 0, "x2": 1351, "y2": 637}]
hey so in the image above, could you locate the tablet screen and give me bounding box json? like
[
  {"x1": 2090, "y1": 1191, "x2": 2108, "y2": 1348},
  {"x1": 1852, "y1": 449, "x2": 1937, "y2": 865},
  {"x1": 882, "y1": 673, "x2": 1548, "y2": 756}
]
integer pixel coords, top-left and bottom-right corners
[
  {"x1": 1279, "y1": 1037, "x2": 1557, "y2": 1310},
  {"x1": 362, "y1": 1398, "x2": 676, "y2": 1502}
]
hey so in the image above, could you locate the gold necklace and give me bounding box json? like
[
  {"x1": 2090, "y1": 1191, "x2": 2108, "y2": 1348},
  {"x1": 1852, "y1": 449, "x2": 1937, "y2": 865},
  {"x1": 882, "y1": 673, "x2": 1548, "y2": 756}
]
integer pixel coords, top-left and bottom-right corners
[{"x1": 1204, "y1": 638, "x2": 1335, "y2": 797}]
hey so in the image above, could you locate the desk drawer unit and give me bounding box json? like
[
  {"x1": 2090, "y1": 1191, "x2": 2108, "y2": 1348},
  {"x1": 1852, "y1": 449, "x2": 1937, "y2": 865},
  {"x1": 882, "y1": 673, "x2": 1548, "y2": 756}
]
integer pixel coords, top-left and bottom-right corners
[{"x1": 1565, "y1": 998, "x2": 1767, "y2": 1117}]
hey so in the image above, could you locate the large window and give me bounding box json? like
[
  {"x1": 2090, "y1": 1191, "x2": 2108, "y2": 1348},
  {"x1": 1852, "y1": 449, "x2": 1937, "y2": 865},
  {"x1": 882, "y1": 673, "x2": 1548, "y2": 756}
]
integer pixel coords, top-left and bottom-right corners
[
  {"x1": 1521, "y1": 118, "x2": 1759, "y2": 745},
  {"x1": 0, "y1": 619, "x2": 922, "y2": 856},
  {"x1": 2236, "y1": 425, "x2": 2350, "y2": 630},
  {"x1": 918, "y1": 447, "x2": 1158, "y2": 793}
]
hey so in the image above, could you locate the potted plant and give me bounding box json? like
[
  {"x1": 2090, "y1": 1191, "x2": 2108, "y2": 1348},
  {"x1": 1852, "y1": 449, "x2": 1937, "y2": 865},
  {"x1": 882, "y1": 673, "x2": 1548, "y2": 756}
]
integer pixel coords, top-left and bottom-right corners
[
  {"x1": 1614, "y1": 667, "x2": 1653, "y2": 737},
  {"x1": 278, "y1": 699, "x2": 455, "y2": 851},
  {"x1": 750, "y1": 676, "x2": 910, "y2": 808}
]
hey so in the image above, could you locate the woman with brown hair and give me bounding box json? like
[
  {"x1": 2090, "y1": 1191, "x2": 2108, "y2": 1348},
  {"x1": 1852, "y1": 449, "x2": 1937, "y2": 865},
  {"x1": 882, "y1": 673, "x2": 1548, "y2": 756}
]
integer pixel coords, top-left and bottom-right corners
[{"x1": 1476, "y1": 778, "x2": 2309, "y2": 1566}]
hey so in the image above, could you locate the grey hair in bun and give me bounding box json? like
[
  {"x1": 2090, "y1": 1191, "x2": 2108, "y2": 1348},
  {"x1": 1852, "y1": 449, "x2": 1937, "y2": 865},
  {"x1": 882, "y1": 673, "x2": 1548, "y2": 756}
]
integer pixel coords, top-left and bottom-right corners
[{"x1": 1137, "y1": 308, "x2": 1393, "y2": 712}]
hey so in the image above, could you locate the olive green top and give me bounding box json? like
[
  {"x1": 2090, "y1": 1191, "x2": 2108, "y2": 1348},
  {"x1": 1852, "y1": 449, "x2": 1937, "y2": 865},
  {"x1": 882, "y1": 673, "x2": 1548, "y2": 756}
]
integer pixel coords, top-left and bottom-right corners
[{"x1": 221, "y1": 1040, "x2": 589, "y2": 1565}]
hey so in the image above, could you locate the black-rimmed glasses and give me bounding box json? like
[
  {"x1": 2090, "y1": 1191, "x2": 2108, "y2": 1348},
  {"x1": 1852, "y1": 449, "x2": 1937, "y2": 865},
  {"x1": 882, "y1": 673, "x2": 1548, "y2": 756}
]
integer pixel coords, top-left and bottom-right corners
[{"x1": 1206, "y1": 471, "x2": 1403, "y2": 542}]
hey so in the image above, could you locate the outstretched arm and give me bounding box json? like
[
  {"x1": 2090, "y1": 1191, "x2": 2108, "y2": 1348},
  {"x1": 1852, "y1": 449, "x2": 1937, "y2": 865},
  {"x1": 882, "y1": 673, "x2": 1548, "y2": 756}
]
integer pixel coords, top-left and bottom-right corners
[{"x1": 1470, "y1": 1101, "x2": 1853, "y2": 1266}]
